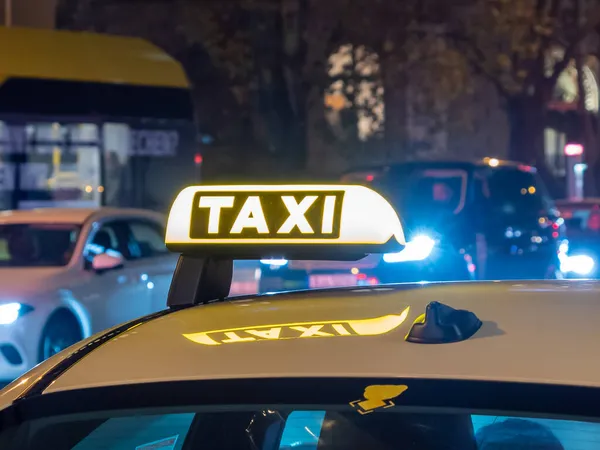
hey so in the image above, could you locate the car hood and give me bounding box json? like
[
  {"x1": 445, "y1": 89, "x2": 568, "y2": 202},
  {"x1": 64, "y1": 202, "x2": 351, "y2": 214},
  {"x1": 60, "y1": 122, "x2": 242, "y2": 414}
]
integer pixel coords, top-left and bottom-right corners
[{"x1": 0, "y1": 267, "x2": 68, "y2": 300}]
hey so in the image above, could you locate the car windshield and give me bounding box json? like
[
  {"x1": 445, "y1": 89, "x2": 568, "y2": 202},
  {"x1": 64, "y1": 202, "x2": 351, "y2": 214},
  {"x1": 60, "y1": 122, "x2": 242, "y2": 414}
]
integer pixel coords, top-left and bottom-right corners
[
  {"x1": 2, "y1": 377, "x2": 600, "y2": 450},
  {"x1": 0, "y1": 224, "x2": 81, "y2": 268},
  {"x1": 357, "y1": 166, "x2": 468, "y2": 217},
  {"x1": 0, "y1": 405, "x2": 598, "y2": 450}
]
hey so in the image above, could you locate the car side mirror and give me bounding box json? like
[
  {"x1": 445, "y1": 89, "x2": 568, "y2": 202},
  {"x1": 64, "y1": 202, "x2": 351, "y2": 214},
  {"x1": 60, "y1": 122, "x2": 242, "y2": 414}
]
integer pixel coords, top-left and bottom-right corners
[{"x1": 92, "y1": 251, "x2": 124, "y2": 273}]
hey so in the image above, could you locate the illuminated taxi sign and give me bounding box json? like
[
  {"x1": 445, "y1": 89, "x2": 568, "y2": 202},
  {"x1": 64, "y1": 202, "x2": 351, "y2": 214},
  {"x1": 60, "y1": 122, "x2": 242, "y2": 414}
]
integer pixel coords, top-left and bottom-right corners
[
  {"x1": 166, "y1": 185, "x2": 405, "y2": 254},
  {"x1": 183, "y1": 308, "x2": 410, "y2": 346}
]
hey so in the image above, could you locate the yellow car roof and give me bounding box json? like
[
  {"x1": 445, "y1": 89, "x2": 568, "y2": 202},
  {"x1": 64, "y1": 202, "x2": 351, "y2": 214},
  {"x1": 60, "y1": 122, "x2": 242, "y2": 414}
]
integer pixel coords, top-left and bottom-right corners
[{"x1": 2, "y1": 279, "x2": 598, "y2": 408}]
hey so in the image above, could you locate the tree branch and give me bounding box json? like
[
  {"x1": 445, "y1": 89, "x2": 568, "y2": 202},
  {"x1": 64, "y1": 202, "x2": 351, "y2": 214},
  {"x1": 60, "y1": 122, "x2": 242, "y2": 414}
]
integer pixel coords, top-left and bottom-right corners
[
  {"x1": 523, "y1": 0, "x2": 562, "y2": 88},
  {"x1": 547, "y1": 2, "x2": 600, "y2": 88},
  {"x1": 446, "y1": 32, "x2": 511, "y2": 99}
]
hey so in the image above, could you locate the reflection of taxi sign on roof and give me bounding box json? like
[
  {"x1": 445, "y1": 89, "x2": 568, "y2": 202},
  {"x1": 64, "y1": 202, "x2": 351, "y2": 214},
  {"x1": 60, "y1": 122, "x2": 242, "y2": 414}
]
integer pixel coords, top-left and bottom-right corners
[
  {"x1": 165, "y1": 184, "x2": 406, "y2": 307},
  {"x1": 183, "y1": 308, "x2": 410, "y2": 346},
  {"x1": 165, "y1": 184, "x2": 405, "y2": 256}
]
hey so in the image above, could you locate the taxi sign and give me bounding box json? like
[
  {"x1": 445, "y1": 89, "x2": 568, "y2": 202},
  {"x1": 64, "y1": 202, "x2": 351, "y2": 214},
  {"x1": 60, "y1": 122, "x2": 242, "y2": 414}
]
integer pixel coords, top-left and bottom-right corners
[{"x1": 166, "y1": 184, "x2": 405, "y2": 258}]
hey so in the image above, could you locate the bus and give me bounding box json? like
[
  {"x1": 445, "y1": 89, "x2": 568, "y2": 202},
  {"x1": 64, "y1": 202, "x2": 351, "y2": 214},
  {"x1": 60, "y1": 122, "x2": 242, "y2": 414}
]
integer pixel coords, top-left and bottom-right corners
[{"x1": 0, "y1": 26, "x2": 198, "y2": 212}]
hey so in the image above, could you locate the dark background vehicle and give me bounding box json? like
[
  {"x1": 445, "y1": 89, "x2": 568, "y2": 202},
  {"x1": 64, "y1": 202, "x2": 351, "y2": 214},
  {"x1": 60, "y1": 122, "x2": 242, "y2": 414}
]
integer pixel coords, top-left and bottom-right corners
[
  {"x1": 555, "y1": 199, "x2": 600, "y2": 278},
  {"x1": 259, "y1": 159, "x2": 566, "y2": 292}
]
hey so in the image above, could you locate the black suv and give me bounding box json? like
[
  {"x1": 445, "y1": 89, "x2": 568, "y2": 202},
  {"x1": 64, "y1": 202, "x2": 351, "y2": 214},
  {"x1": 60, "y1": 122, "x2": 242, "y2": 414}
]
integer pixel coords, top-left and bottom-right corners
[{"x1": 258, "y1": 159, "x2": 566, "y2": 293}]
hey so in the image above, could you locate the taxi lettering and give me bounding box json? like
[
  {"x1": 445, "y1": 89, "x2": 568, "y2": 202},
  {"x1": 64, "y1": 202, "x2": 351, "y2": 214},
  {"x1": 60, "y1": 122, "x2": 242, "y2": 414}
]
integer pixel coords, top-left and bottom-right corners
[
  {"x1": 183, "y1": 308, "x2": 410, "y2": 346},
  {"x1": 189, "y1": 191, "x2": 344, "y2": 239}
]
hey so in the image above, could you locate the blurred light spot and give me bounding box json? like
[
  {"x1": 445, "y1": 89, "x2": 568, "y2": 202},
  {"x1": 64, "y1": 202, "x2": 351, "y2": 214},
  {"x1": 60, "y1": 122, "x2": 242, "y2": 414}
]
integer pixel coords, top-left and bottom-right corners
[{"x1": 564, "y1": 143, "x2": 584, "y2": 156}]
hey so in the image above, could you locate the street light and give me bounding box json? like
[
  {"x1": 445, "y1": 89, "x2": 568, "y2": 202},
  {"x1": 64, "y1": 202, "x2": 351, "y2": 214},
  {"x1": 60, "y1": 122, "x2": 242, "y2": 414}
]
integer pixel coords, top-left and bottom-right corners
[
  {"x1": 564, "y1": 143, "x2": 584, "y2": 156},
  {"x1": 564, "y1": 142, "x2": 585, "y2": 200}
]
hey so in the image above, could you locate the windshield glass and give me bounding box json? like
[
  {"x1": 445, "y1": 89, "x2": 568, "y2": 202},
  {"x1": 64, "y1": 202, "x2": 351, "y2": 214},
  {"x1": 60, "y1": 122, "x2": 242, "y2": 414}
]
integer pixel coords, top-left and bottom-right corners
[
  {"x1": 0, "y1": 407, "x2": 597, "y2": 450},
  {"x1": 370, "y1": 166, "x2": 468, "y2": 217},
  {"x1": 0, "y1": 224, "x2": 81, "y2": 268}
]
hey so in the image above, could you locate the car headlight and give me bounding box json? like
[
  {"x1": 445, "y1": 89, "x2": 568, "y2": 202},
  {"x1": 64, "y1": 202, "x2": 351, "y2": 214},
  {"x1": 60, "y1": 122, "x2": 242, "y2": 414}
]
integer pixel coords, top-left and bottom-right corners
[
  {"x1": 0, "y1": 303, "x2": 34, "y2": 325},
  {"x1": 561, "y1": 254, "x2": 595, "y2": 276},
  {"x1": 260, "y1": 258, "x2": 289, "y2": 266},
  {"x1": 383, "y1": 235, "x2": 436, "y2": 264}
]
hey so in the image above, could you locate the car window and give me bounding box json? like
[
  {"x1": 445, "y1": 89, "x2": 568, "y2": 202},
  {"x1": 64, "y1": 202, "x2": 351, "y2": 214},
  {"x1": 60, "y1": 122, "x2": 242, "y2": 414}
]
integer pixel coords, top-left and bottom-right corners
[
  {"x1": 487, "y1": 169, "x2": 553, "y2": 216},
  {"x1": 3, "y1": 408, "x2": 600, "y2": 450},
  {"x1": 0, "y1": 223, "x2": 80, "y2": 267},
  {"x1": 374, "y1": 166, "x2": 468, "y2": 216},
  {"x1": 85, "y1": 222, "x2": 130, "y2": 261},
  {"x1": 127, "y1": 220, "x2": 168, "y2": 259}
]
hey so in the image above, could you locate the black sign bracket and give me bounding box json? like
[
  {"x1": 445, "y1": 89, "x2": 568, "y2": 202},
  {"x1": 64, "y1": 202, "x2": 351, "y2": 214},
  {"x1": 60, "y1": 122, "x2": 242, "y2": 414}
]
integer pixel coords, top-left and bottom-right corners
[{"x1": 167, "y1": 255, "x2": 233, "y2": 308}]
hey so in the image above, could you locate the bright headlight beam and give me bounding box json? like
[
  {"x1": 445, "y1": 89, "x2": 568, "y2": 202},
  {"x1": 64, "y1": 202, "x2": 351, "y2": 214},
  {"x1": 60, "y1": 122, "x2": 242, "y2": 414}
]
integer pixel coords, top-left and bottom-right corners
[
  {"x1": 562, "y1": 255, "x2": 595, "y2": 276},
  {"x1": 383, "y1": 235, "x2": 435, "y2": 264}
]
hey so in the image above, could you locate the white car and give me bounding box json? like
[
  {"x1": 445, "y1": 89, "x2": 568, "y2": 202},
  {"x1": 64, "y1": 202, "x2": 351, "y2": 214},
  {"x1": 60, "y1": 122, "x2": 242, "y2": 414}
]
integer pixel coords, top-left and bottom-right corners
[{"x1": 0, "y1": 207, "x2": 178, "y2": 381}]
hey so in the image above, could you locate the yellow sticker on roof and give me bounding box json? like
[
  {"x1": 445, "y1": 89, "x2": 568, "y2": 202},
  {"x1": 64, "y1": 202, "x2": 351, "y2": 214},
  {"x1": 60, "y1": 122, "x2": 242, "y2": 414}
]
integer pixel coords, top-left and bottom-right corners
[
  {"x1": 350, "y1": 385, "x2": 408, "y2": 415},
  {"x1": 165, "y1": 185, "x2": 405, "y2": 251}
]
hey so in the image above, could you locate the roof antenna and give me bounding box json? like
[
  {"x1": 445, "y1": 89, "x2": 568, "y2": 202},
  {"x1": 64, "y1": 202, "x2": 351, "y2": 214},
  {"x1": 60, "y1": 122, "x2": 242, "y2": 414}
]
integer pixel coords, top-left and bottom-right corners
[
  {"x1": 167, "y1": 255, "x2": 233, "y2": 308},
  {"x1": 405, "y1": 301, "x2": 482, "y2": 344}
]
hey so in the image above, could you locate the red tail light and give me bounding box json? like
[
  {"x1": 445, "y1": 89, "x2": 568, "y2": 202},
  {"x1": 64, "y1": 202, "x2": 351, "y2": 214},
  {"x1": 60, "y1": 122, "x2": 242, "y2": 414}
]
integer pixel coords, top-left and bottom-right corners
[{"x1": 340, "y1": 171, "x2": 381, "y2": 184}]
